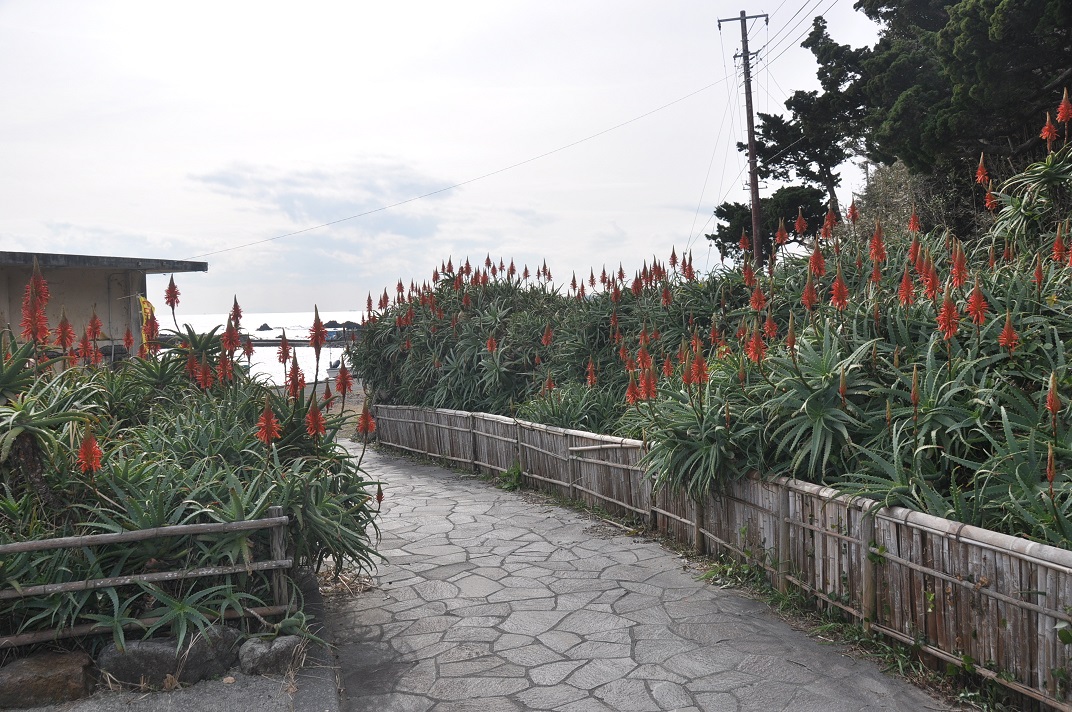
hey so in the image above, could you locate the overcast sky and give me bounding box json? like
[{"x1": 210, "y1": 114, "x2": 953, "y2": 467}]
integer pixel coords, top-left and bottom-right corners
[{"x1": 0, "y1": 1, "x2": 878, "y2": 315}]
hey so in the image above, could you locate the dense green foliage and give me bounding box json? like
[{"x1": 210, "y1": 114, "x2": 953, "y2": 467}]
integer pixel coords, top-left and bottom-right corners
[
  {"x1": 0, "y1": 324, "x2": 379, "y2": 651},
  {"x1": 352, "y1": 143, "x2": 1072, "y2": 549}
]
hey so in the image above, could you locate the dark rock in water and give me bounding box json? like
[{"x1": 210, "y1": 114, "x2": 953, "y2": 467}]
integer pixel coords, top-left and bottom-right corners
[
  {"x1": 239, "y1": 636, "x2": 304, "y2": 675},
  {"x1": 257, "y1": 323, "x2": 272, "y2": 331},
  {"x1": 0, "y1": 651, "x2": 95, "y2": 707},
  {"x1": 323, "y1": 319, "x2": 342, "y2": 329},
  {"x1": 97, "y1": 625, "x2": 242, "y2": 688}
]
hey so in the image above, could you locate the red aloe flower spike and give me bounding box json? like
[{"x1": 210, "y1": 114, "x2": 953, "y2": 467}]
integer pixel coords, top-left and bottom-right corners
[
  {"x1": 1042, "y1": 112, "x2": 1059, "y2": 152},
  {"x1": 830, "y1": 263, "x2": 849, "y2": 311},
  {"x1": 669, "y1": 248, "x2": 678, "y2": 270},
  {"x1": 691, "y1": 352, "x2": 709, "y2": 383},
  {"x1": 586, "y1": 357, "x2": 598, "y2": 387},
  {"x1": 164, "y1": 275, "x2": 180, "y2": 330},
  {"x1": 357, "y1": 402, "x2": 377, "y2": 437},
  {"x1": 306, "y1": 398, "x2": 326, "y2": 440},
  {"x1": 278, "y1": 329, "x2": 291, "y2": 368},
  {"x1": 998, "y1": 310, "x2": 1019, "y2": 354},
  {"x1": 230, "y1": 296, "x2": 242, "y2": 331},
  {"x1": 309, "y1": 305, "x2": 328, "y2": 379},
  {"x1": 869, "y1": 221, "x2": 887, "y2": 263},
  {"x1": 808, "y1": 237, "x2": 826, "y2": 277},
  {"x1": 1047, "y1": 371, "x2": 1061, "y2": 418},
  {"x1": 742, "y1": 261, "x2": 755, "y2": 288},
  {"x1": 786, "y1": 312, "x2": 796, "y2": 358},
  {"x1": 335, "y1": 362, "x2": 354, "y2": 399},
  {"x1": 739, "y1": 229, "x2": 750, "y2": 253},
  {"x1": 763, "y1": 311, "x2": 778, "y2": 339},
  {"x1": 1059, "y1": 88, "x2": 1072, "y2": 126},
  {"x1": 123, "y1": 326, "x2": 134, "y2": 354},
  {"x1": 20, "y1": 260, "x2": 50, "y2": 346},
  {"x1": 976, "y1": 152, "x2": 988, "y2": 185},
  {"x1": 794, "y1": 206, "x2": 808, "y2": 236},
  {"x1": 1034, "y1": 252, "x2": 1046, "y2": 293},
  {"x1": 222, "y1": 318, "x2": 240, "y2": 355},
  {"x1": 543, "y1": 373, "x2": 555, "y2": 393},
  {"x1": 936, "y1": 286, "x2": 959, "y2": 341},
  {"x1": 661, "y1": 285, "x2": 672, "y2": 307},
  {"x1": 198, "y1": 356, "x2": 214, "y2": 389},
  {"x1": 898, "y1": 265, "x2": 915, "y2": 307},
  {"x1": 77, "y1": 427, "x2": 103, "y2": 474},
  {"x1": 322, "y1": 382, "x2": 333, "y2": 412},
  {"x1": 749, "y1": 284, "x2": 767, "y2": 311},
  {"x1": 625, "y1": 374, "x2": 640, "y2": 405},
  {"x1": 286, "y1": 355, "x2": 305, "y2": 401},
  {"x1": 847, "y1": 199, "x2": 859, "y2": 225},
  {"x1": 242, "y1": 335, "x2": 254, "y2": 363},
  {"x1": 985, "y1": 182, "x2": 998, "y2": 212},
  {"x1": 1054, "y1": 223, "x2": 1067, "y2": 263},
  {"x1": 256, "y1": 398, "x2": 281, "y2": 444},
  {"x1": 55, "y1": 308, "x2": 76, "y2": 351},
  {"x1": 541, "y1": 324, "x2": 554, "y2": 347},
  {"x1": 87, "y1": 310, "x2": 102, "y2": 341},
  {"x1": 745, "y1": 326, "x2": 766, "y2": 363},
  {"x1": 907, "y1": 209, "x2": 921, "y2": 234},
  {"x1": 775, "y1": 218, "x2": 789, "y2": 246},
  {"x1": 822, "y1": 206, "x2": 836, "y2": 239},
  {"x1": 967, "y1": 279, "x2": 988, "y2": 326},
  {"x1": 839, "y1": 366, "x2": 847, "y2": 407},
  {"x1": 801, "y1": 272, "x2": 818, "y2": 312},
  {"x1": 486, "y1": 336, "x2": 497, "y2": 353}
]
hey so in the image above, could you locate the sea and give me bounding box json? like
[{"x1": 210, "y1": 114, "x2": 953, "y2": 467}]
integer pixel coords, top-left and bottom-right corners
[{"x1": 175, "y1": 310, "x2": 364, "y2": 386}]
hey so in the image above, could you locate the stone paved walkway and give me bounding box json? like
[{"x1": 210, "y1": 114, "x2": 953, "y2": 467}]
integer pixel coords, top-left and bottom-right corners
[{"x1": 327, "y1": 447, "x2": 948, "y2": 712}]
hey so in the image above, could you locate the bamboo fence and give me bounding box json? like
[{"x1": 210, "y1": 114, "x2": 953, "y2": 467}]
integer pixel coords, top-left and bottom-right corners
[
  {"x1": 374, "y1": 404, "x2": 1072, "y2": 710},
  {"x1": 0, "y1": 507, "x2": 292, "y2": 649}
]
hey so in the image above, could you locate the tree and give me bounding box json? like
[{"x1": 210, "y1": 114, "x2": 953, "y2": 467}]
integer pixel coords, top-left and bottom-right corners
[{"x1": 705, "y1": 185, "x2": 826, "y2": 263}]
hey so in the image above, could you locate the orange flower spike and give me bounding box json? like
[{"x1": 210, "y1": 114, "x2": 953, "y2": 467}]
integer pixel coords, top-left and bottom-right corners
[
  {"x1": 1034, "y1": 252, "x2": 1046, "y2": 288},
  {"x1": 951, "y1": 241, "x2": 968, "y2": 289},
  {"x1": 1041, "y1": 112, "x2": 1059, "y2": 152},
  {"x1": 966, "y1": 279, "x2": 988, "y2": 326},
  {"x1": 87, "y1": 310, "x2": 103, "y2": 341},
  {"x1": 742, "y1": 261, "x2": 755, "y2": 288},
  {"x1": 801, "y1": 272, "x2": 818, "y2": 312},
  {"x1": 1059, "y1": 88, "x2": 1072, "y2": 125},
  {"x1": 286, "y1": 355, "x2": 305, "y2": 400},
  {"x1": 305, "y1": 398, "x2": 326, "y2": 440},
  {"x1": 745, "y1": 327, "x2": 766, "y2": 363},
  {"x1": 242, "y1": 335, "x2": 254, "y2": 361},
  {"x1": 77, "y1": 427, "x2": 103, "y2": 474},
  {"x1": 322, "y1": 382, "x2": 333, "y2": 411},
  {"x1": 936, "y1": 286, "x2": 959, "y2": 341},
  {"x1": 976, "y1": 152, "x2": 989, "y2": 185},
  {"x1": 763, "y1": 312, "x2": 778, "y2": 339},
  {"x1": 486, "y1": 336, "x2": 497, "y2": 353},
  {"x1": 309, "y1": 305, "x2": 328, "y2": 360},
  {"x1": 586, "y1": 357, "x2": 598, "y2": 387},
  {"x1": 830, "y1": 263, "x2": 849, "y2": 311},
  {"x1": 1054, "y1": 223, "x2": 1066, "y2": 263},
  {"x1": 164, "y1": 275, "x2": 180, "y2": 310},
  {"x1": 55, "y1": 308, "x2": 75, "y2": 351},
  {"x1": 749, "y1": 284, "x2": 767, "y2": 312},
  {"x1": 739, "y1": 229, "x2": 750, "y2": 253},
  {"x1": 541, "y1": 324, "x2": 554, "y2": 347},
  {"x1": 907, "y1": 209, "x2": 921, "y2": 234},
  {"x1": 123, "y1": 326, "x2": 135, "y2": 354},
  {"x1": 255, "y1": 398, "x2": 282, "y2": 444},
  {"x1": 998, "y1": 310, "x2": 1019, "y2": 354},
  {"x1": 1047, "y1": 371, "x2": 1061, "y2": 420},
  {"x1": 277, "y1": 329, "x2": 291, "y2": 365},
  {"x1": 222, "y1": 318, "x2": 240, "y2": 354},
  {"x1": 357, "y1": 402, "x2": 377, "y2": 436},
  {"x1": 775, "y1": 218, "x2": 789, "y2": 246},
  {"x1": 335, "y1": 363, "x2": 354, "y2": 398},
  {"x1": 869, "y1": 220, "x2": 887, "y2": 263},
  {"x1": 794, "y1": 206, "x2": 808, "y2": 236},
  {"x1": 847, "y1": 199, "x2": 859, "y2": 226},
  {"x1": 230, "y1": 296, "x2": 243, "y2": 331},
  {"x1": 808, "y1": 237, "x2": 826, "y2": 278},
  {"x1": 985, "y1": 182, "x2": 998, "y2": 212}
]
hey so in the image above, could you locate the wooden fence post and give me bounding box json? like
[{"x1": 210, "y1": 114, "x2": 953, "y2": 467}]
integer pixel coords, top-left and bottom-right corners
[
  {"x1": 859, "y1": 508, "x2": 876, "y2": 631},
  {"x1": 469, "y1": 413, "x2": 477, "y2": 473},
  {"x1": 777, "y1": 486, "x2": 791, "y2": 594},
  {"x1": 267, "y1": 506, "x2": 289, "y2": 608},
  {"x1": 694, "y1": 497, "x2": 706, "y2": 555},
  {"x1": 567, "y1": 439, "x2": 578, "y2": 502}
]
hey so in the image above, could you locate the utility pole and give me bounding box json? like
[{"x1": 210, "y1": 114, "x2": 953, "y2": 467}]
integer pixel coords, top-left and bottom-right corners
[{"x1": 719, "y1": 10, "x2": 768, "y2": 265}]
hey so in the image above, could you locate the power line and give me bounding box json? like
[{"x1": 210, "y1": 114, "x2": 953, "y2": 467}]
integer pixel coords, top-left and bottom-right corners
[
  {"x1": 764, "y1": 0, "x2": 843, "y2": 68},
  {"x1": 184, "y1": 78, "x2": 731, "y2": 261}
]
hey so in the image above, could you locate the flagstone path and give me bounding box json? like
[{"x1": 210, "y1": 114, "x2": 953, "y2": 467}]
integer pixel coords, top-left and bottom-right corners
[{"x1": 327, "y1": 445, "x2": 948, "y2": 712}]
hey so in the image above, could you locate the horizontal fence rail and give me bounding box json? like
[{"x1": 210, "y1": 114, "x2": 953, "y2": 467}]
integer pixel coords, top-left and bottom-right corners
[
  {"x1": 0, "y1": 507, "x2": 292, "y2": 649},
  {"x1": 373, "y1": 404, "x2": 1072, "y2": 710}
]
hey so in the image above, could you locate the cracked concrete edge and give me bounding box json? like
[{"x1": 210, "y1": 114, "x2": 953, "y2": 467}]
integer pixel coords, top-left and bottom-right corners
[{"x1": 292, "y1": 569, "x2": 342, "y2": 712}]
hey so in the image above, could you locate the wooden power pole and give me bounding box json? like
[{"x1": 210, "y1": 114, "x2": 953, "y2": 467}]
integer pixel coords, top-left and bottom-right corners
[{"x1": 719, "y1": 10, "x2": 768, "y2": 264}]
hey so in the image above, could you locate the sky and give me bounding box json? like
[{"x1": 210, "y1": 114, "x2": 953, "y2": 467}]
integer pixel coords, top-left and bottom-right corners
[{"x1": 0, "y1": 1, "x2": 879, "y2": 316}]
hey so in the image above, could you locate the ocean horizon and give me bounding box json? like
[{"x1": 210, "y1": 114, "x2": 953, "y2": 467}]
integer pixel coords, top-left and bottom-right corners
[{"x1": 172, "y1": 310, "x2": 362, "y2": 386}]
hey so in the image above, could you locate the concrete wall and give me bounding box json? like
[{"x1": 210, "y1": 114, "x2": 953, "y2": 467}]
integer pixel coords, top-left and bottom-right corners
[{"x1": 0, "y1": 266, "x2": 146, "y2": 354}]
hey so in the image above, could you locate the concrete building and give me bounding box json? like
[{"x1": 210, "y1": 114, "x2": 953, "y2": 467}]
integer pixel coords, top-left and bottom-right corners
[{"x1": 0, "y1": 251, "x2": 207, "y2": 357}]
